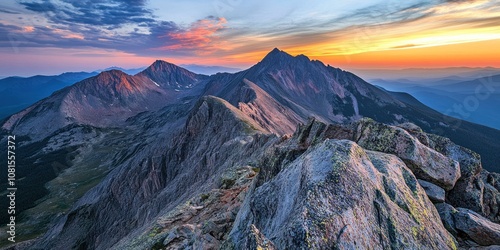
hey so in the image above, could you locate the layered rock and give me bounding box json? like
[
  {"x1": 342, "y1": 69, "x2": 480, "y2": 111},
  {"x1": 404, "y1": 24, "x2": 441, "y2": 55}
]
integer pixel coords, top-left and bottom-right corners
[
  {"x1": 7, "y1": 107, "x2": 498, "y2": 250},
  {"x1": 136, "y1": 60, "x2": 208, "y2": 90},
  {"x1": 418, "y1": 179, "x2": 446, "y2": 203},
  {"x1": 436, "y1": 203, "x2": 500, "y2": 247},
  {"x1": 421, "y1": 133, "x2": 500, "y2": 223},
  {"x1": 454, "y1": 208, "x2": 500, "y2": 246},
  {"x1": 286, "y1": 118, "x2": 462, "y2": 192},
  {"x1": 242, "y1": 118, "x2": 499, "y2": 248},
  {"x1": 225, "y1": 139, "x2": 457, "y2": 249},
  {"x1": 353, "y1": 119, "x2": 461, "y2": 191}
]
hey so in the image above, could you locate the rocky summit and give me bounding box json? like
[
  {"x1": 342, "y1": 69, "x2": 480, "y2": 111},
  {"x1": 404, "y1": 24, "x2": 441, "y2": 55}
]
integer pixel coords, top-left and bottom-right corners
[{"x1": 1, "y1": 49, "x2": 499, "y2": 249}]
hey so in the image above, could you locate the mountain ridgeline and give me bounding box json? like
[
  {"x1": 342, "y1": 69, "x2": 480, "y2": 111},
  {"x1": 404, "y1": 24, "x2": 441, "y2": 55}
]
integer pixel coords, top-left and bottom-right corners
[
  {"x1": 0, "y1": 72, "x2": 98, "y2": 120},
  {"x1": 1, "y1": 49, "x2": 499, "y2": 249}
]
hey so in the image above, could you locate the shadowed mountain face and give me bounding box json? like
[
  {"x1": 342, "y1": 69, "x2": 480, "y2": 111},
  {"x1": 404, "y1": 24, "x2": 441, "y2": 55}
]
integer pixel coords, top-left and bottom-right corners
[
  {"x1": 1, "y1": 48, "x2": 499, "y2": 249},
  {"x1": 202, "y1": 49, "x2": 500, "y2": 172},
  {"x1": 202, "y1": 49, "x2": 407, "y2": 135},
  {"x1": 1, "y1": 65, "x2": 208, "y2": 141},
  {"x1": 136, "y1": 60, "x2": 209, "y2": 90},
  {"x1": 0, "y1": 72, "x2": 97, "y2": 120}
]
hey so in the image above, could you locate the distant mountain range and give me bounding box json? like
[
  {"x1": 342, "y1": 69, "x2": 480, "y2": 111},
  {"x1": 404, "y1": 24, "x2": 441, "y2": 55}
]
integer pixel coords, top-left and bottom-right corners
[
  {"x1": 372, "y1": 74, "x2": 500, "y2": 129},
  {"x1": 1, "y1": 49, "x2": 499, "y2": 249},
  {"x1": 0, "y1": 65, "x2": 242, "y2": 121},
  {"x1": 0, "y1": 72, "x2": 98, "y2": 120},
  {"x1": 97, "y1": 66, "x2": 146, "y2": 75},
  {"x1": 180, "y1": 64, "x2": 242, "y2": 75},
  {"x1": 352, "y1": 67, "x2": 500, "y2": 81}
]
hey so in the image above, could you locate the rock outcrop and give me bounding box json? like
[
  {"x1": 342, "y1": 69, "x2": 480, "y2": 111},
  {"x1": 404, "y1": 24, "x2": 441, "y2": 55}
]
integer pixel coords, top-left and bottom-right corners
[
  {"x1": 423, "y1": 133, "x2": 500, "y2": 224},
  {"x1": 436, "y1": 203, "x2": 500, "y2": 246},
  {"x1": 454, "y1": 208, "x2": 500, "y2": 246},
  {"x1": 353, "y1": 119, "x2": 461, "y2": 191},
  {"x1": 418, "y1": 179, "x2": 446, "y2": 203},
  {"x1": 225, "y1": 139, "x2": 457, "y2": 249},
  {"x1": 21, "y1": 115, "x2": 497, "y2": 250}
]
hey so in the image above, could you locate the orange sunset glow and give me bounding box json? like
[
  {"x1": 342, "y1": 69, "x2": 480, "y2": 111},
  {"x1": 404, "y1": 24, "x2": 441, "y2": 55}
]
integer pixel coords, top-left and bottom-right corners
[{"x1": 0, "y1": 0, "x2": 499, "y2": 76}]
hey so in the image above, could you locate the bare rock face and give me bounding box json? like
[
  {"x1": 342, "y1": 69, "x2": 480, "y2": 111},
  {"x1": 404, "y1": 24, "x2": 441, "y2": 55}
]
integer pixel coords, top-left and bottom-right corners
[
  {"x1": 136, "y1": 60, "x2": 208, "y2": 90},
  {"x1": 292, "y1": 118, "x2": 462, "y2": 191},
  {"x1": 2, "y1": 67, "x2": 207, "y2": 142},
  {"x1": 436, "y1": 203, "x2": 500, "y2": 247},
  {"x1": 396, "y1": 122, "x2": 431, "y2": 146},
  {"x1": 418, "y1": 179, "x2": 446, "y2": 203},
  {"x1": 203, "y1": 75, "x2": 307, "y2": 135},
  {"x1": 454, "y1": 208, "x2": 500, "y2": 246},
  {"x1": 482, "y1": 172, "x2": 500, "y2": 223},
  {"x1": 353, "y1": 119, "x2": 461, "y2": 191},
  {"x1": 225, "y1": 139, "x2": 457, "y2": 249},
  {"x1": 244, "y1": 225, "x2": 277, "y2": 250},
  {"x1": 421, "y1": 133, "x2": 500, "y2": 223},
  {"x1": 426, "y1": 133, "x2": 482, "y2": 179},
  {"x1": 465, "y1": 246, "x2": 500, "y2": 250},
  {"x1": 435, "y1": 203, "x2": 460, "y2": 237}
]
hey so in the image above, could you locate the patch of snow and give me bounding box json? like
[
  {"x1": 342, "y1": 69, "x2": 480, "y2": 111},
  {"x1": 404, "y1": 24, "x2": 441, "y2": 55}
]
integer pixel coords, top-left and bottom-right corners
[
  {"x1": 152, "y1": 80, "x2": 160, "y2": 87},
  {"x1": 350, "y1": 94, "x2": 359, "y2": 116},
  {"x1": 394, "y1": 114, "x2": 403, "y2": 121},
  {"x1": 439, "y1": 122, "x2": 449, "y2": 127}
]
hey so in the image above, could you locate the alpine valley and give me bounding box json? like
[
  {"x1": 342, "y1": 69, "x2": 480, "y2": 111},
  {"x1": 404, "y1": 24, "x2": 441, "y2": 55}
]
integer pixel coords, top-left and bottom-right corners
[{"x1": 1, "y1": 49, "x2": 499, "y2": 249}]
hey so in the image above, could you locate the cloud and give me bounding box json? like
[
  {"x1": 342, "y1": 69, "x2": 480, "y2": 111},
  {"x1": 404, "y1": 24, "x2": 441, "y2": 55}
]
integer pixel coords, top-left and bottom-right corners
[
  {"x1": 158, "y1": 17, "x2": 227, "y2": 54},
  {"x1": 443, "y1": 0, "x2": 479, "y2": 2},
  {"x1": 391, "y1": 44, "x2": 421, "y2": 49},
  {"x1": 0, "y1": 9, "x2": 20, "y2": 14},
  {"x1": 207, "y1": 0, "x2": 500, "y2": 59},
  {"x1": 22, "y1": 26, "x2": 35, "y2": 32},
  {"x1": 8, "y1": 0, "x2": 442, "y2": 59},
  {"x1": 11, "y1": 0, "x2": 233, "y2": 58},
  {"x1": 19, "y1": 0, "x2": 156, "y2": 28},
  {"x1": 3, "y1": 0, "x2": 498, "y2": 68}
]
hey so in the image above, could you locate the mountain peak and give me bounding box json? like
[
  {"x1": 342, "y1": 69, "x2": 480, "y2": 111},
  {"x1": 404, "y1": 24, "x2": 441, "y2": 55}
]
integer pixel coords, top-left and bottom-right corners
[
  {"x1": 145, "y1": 60, "x2": 179, "y2": 73},
  {"x1": 270, "y1": 47, "x2": 282, "y2": 54},
  {"x1": 262, "y1": 48, "x2": 292, "y2": 62},
  {"x1": 137, "y1": 60, "x2": 208, "y2": 89},
  {"x1": 98, "y1": 69, "x2": 127, "y2": 77},
  {"x1": 92, "y1": 69, "x2": 129, "y2": 83},
  {"x1": 259, "y1": 48, "x2": 312, "y2": 67}
]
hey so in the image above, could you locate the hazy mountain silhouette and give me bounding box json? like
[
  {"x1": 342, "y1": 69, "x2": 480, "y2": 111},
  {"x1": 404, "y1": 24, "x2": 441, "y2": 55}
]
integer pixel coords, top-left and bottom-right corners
[
  {"x1": 374, "y1": 74, "x2": 500, "y2": 129},
  {"x1": 0, "y1": 72, "x2": 97, "y2": 120}
]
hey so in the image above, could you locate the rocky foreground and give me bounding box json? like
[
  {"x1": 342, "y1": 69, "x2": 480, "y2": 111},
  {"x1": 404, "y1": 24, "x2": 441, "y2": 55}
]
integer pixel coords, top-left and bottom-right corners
[
  {"x1": 32, "y1": 110, "x2": 500, "y2": 249},
  {"x1": 116, "y1": 117, "x2": 500, "y2": 250}
]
